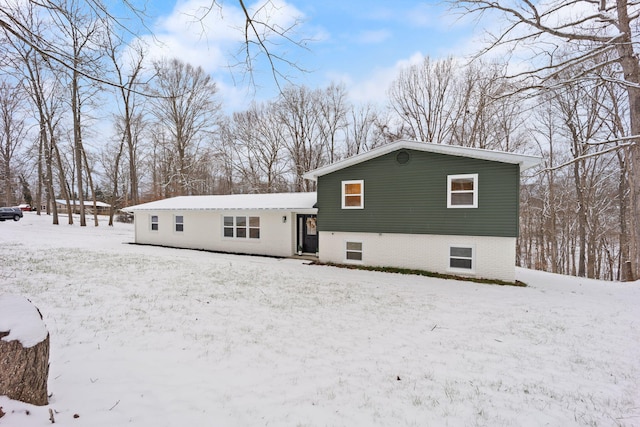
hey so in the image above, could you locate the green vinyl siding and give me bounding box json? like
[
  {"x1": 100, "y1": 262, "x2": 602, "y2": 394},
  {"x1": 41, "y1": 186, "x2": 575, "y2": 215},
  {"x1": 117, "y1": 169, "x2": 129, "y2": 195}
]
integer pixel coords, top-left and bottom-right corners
[{"x1": 316, "y1": 149, "x2": 520, "y2": 237}]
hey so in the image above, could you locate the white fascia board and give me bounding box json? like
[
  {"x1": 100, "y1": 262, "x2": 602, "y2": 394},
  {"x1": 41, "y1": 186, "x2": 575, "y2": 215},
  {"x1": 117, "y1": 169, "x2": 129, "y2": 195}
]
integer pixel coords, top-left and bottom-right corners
[
  {"x1": 303, "y1": 140, "x2": 543, "y2": 181},
  {"x1": 129, "y1": 207, "x2": 319, "y2": 212},
  {"x1": 125, "y1": 193, "x2": 317, "y2": 212}
]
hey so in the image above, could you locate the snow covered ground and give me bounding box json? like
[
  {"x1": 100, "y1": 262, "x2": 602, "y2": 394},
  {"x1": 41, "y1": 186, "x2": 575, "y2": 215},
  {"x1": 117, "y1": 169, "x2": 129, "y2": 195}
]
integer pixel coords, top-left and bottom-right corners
[{"x1": 0, "y1": 212, "x2": 639, "y2": 427}]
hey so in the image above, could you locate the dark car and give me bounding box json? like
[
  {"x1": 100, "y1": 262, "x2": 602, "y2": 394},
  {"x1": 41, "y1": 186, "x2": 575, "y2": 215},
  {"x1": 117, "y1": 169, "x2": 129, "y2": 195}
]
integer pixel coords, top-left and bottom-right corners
[{"x1": 0, "y1": 207, "x2": 23, "y2": 221}]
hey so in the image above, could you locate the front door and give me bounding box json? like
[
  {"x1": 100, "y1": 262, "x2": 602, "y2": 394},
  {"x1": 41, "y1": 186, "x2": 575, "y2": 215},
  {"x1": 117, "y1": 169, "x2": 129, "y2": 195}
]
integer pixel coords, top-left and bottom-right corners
[{"x1": 297, "y1": 214, "x2": 318, "y2": 254}]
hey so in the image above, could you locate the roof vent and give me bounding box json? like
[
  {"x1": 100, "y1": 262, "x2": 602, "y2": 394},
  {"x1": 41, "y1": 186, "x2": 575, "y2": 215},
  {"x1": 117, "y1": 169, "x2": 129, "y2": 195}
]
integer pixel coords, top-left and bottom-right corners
[{"x1": 396, "y1": 150, "x2": 410, "y2": 165}]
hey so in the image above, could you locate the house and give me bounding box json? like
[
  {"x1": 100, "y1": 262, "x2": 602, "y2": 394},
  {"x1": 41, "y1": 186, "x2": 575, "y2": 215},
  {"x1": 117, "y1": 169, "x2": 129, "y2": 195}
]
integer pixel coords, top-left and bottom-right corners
[
  {"x1": 304, "y1": 140, "x2": 541, "y2": 282},
  {"x1": 55, "y1": 199, "x2": 111, "y2": 215},
  {"x1": 126, "y1": 140, "x2": 541, "y2": 282},
  {"x1": 125, "y1": 192, "x2": 318, "y2": 258}
]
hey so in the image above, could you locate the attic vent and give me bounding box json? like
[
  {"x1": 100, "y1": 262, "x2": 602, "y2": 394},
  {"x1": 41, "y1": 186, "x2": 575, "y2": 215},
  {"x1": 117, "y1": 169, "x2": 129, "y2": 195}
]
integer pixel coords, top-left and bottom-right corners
[{"x1": 396, "y1": 150, "x2": 410, "y2": 165}]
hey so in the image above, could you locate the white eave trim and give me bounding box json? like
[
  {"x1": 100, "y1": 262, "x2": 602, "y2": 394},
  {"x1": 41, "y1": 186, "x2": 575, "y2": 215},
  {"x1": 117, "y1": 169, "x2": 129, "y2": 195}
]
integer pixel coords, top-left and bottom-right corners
[
  {"x1": 303, "y1": 140, "x2": 543, "y2": 181},
  {"x1": 127, "y1": 207, "x2": 318, "y2": 212},
  {"x1": 124, "y1": 192, "x2": 318, "y2": 212}
]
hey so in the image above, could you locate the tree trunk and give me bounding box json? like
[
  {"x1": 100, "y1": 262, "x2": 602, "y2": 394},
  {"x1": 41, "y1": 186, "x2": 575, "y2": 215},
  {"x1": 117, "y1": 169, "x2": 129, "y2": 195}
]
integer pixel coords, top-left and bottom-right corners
[
  {"x1": 628, "y1": 143, "x2": 639, "y2": 280},
  {"x1": 572, "y1": 138, "x2": 588, "y2": 277},
  {"x1": 72, "y1": 69, "x2": 86, "y2": 227},
  {"x1": 0, "y1": 332, "x2": 49, "y2": 406},
  {"x1": 619, "y1": 152, "x2": 634, "y2": 280},
  {"x1": 614, "y1": 0, "x2": 639, "y2": 280},
  {"x1": 81, "y1": 147, "x2": 99, "y2": 227},
  {"x1": 0, "y1": 297, "x2": 49, "y2": 406},
  {"x1": 53, "y1": 142, "x2": 72, "y2": 224}
]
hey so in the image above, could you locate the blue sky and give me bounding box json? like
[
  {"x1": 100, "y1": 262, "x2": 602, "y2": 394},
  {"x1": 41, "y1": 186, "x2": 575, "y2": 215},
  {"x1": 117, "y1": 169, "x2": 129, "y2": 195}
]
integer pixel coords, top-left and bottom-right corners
[{"x1": 136, "y1": 0, "x2": 481, "y2": 111}]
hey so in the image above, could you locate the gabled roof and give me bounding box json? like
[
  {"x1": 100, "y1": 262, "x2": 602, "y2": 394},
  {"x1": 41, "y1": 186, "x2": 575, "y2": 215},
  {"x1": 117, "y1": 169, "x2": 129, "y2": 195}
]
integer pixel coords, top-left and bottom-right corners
[
  {"x1": 303, "y1": 140, "x2": 542, "y2": 181},
  {"x1": 125, "y1": 192, "x2": 317, "y2": 211}
]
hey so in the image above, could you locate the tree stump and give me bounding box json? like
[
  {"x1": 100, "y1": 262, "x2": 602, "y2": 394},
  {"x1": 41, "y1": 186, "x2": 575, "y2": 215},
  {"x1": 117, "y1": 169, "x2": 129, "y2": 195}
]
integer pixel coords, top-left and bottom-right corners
[{"x1": 0, "y1": 295, "x2": 50, "y2": 406}]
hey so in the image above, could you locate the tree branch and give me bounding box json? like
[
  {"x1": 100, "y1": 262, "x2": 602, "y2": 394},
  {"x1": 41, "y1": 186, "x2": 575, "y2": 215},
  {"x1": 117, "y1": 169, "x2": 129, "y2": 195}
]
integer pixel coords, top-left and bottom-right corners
[{"x1": 544, "y1": 142, "x2": 634, "y2": 172}]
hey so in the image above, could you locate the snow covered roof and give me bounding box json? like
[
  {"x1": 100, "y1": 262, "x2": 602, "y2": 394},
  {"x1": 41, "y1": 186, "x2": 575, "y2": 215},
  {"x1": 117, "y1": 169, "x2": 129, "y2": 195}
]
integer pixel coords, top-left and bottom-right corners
[
  {"x1": 304, "y1": 140, "x2": 543, "y2": 181},
  {"x1": 125, "y1": 192, "x2": 317, "y2": 212},
  {"x1": 55, "y1": 199, "x2": 111, "y2": 208}
]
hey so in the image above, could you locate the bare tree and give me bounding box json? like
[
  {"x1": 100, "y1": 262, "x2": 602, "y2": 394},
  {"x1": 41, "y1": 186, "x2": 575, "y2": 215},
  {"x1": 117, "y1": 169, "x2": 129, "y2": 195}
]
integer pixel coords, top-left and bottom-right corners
[
  {"x1": 388, "y1": 56, "x2": 458, "y2": 143},
  {"x1": 448, "y1": 61, "x2": 495, "y2": 148},
  {"x1": 451, "y1": 0, "x2": 640, "y2": 279},
  {"x1": 598, "y1": 66, "x2": 634, "y2": 280},
  {"x1": 223, "y1": 85, "x2": 385, "y2": 195},
  {"x1": 344, "y1": 103, "x2": 383, "y2": 156},
  {"x1": 46, "y1": 0, "x2": 108, "y2": 226},
  {"x1": 0, "y1": 1, "x2": 306, "y2": 93},
  {"x1": 229, "y1": 102, "x2": 288, "y2": 193},
  {"x1": 553, "y1": 79, "x2": 610, "y2": 277},
  {"x1": 519, "y1": 64, "x2": 629, "y2": 280},
  {"x1": 317, "y1": 82, "x2": 349, "y2": 164},
  {"x1": 216, "y1": 119, "x2": 238, "y2": 195},
  {"x1": 106, "y1": 34, "x2": 147, "y2": 207},
  {"x1": 449, "y1": 62, "x2": 528, "y2": 152},
  {"x1": 526, "y1": 98, "x2": 564, "y2": 274},
  {"x1": 149, "y1": 58, "x2": 221, "y2": 196},
  {"x1": 1, "y1": 2, "x2": 67, "y2": 224},
  {"x1": 277, "y1": 85, "x2": 325, "y2": 192},
  {"x1": 388, "y1": 57, "x2": 522, "y2": 150},
  {"x1": 0, "y1": 80, "x2": 29, "y2": 206}
]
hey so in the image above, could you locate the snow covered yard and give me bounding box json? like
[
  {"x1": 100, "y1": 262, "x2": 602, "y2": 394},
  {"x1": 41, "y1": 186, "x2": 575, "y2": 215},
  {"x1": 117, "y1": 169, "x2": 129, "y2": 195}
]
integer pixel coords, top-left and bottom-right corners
[{"x1": 1, "y1": 213, "x2": 639, "y2": 427}]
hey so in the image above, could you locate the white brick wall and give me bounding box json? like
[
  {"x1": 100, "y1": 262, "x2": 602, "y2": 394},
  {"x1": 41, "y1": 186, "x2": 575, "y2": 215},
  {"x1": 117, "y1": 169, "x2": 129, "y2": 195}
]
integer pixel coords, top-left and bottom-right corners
[
  {"x1": 318, "y1": 231, "x2": 516, "y2": 282},
  {"x1": 133, "y1": 211, "x2": 517, "y2": 282}
]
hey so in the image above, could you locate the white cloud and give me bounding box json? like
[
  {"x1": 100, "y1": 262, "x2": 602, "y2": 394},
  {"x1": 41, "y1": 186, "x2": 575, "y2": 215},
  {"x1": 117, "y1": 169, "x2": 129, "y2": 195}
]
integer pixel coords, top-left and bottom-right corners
[
  {"x1": 363, "y1": 3, "x2": 445, "y2": 29},
  {"x1": 405, "y1": 3, "x2": 438, "y2": 28},
  {"x1": 139, "y1": 0, "x2": 305, "y2": 75},
  {"x1": 340, "y1": 1, "x2": 605, "y2": 110},
  {"x1": 356, "y1": 29, "x2": 391, "y2": 44},
  {"x1": 345, "y1": 52, "x2": 425, "y2": 105}
]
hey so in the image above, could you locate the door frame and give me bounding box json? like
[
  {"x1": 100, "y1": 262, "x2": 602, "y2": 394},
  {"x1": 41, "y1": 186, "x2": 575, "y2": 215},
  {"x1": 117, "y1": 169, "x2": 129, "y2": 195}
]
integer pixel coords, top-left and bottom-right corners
[{"x1": 297, "y1": 214, "x2": 318, "y2": 254}]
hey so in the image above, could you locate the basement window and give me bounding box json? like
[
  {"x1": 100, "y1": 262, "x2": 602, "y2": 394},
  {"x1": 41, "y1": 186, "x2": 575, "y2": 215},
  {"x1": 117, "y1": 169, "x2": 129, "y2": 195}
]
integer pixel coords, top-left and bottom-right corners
[
  {"x1": 346, "y1": 241, "x2": 363, "y2": 262},
  {"x1": 448, "y1": 245, "x2": 474, "y2": 273}
]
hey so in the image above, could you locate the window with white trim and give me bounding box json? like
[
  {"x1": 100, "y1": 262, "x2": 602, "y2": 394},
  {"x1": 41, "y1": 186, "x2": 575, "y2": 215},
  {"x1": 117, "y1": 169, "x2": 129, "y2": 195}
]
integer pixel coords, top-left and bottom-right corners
[
  {"x1": 223, "y1": 216, "x2": 260, "y2": 239},
  {"x1": 449, "y1": 245, "x2": 474, "y2": 272},
  {"x1": 447, "y1": 174, "x2": 478, "y2": 208},
  {"x1": 346, "y1": 241, "x2": 363, "y2": 262},
  {"x1": 175, "y1": 215, "x2": 184, "y2": 232},
  {"x1": 248, "y1": 216, "x2": 260, "y2": 238},
  {"x1": 342, "y1": 180, "x2": 364, "y2": 209},
  {"x1": 150, "y1": 215, "x2": 159, "y2": 231}
]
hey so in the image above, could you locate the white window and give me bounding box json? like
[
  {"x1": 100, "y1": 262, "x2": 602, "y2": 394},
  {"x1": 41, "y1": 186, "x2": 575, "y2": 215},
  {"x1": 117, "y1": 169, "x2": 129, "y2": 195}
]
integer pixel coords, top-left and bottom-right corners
[
  {"x1": 174, "y1": 215, "x2": 184, "y2": 232},
  {"x1": 150, "y1": 215, "x2": 159, "y2": 231},
  {"x1": 248, "y1": 216, "x2": 260, "y2": 238},
  {"x1": 342, "y1": 180, "x2": 364, "y2": 209},
  {"x1": 223, "y1": 216, "x2": 260, "y2": 239},
  {"x1": 346, "y1": 241, "x2": 363, "y2": 262},
  {"x1": 447, "y1": 174, "x2": 478, "y2": 208},
  {"x1": 448, "y1": 245, "x2": 475, "y2": 272}
]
